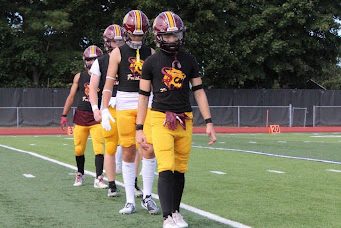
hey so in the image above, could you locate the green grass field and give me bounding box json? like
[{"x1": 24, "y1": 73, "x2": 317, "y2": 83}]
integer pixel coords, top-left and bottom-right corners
[{"x1": 1, "y1": 133, "x2": 341, "y2": 228}]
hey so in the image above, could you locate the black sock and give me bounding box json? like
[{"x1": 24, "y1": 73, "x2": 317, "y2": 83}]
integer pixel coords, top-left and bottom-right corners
[
  {"x1": 158, "y1": 170, "x2": 174, "y2": 219},
  {"x1": 135, "y1": 177, "x2": 138, "y2": 188},
  {"x1": 95, "y1": 154, "x2": 104, "y2": 178},
  {"x1": 75, "y1": 155, "x2": 85, "y2": 175},
  {"x1": 173, "y1": 171, "x2": 185, "y2": 213},
  {"x1": 109, "y1": 181, "x2": 116, "y2": 189}
]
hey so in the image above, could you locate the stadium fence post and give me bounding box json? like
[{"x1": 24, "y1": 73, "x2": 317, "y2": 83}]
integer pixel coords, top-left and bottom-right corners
[
  {"x1": 289, "y1": 104, "x2": 292, "y2": 127},
  {"x1": 16, "y1": 107, "x2": 19, "y2": 128}
]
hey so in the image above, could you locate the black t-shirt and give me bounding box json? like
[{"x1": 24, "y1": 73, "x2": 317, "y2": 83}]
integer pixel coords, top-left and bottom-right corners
[
  {"x1": 117, "y1": 44, "x2": 152, "y2": 92},
  {"x1": 97, "y1": 53, "x2": 117, "y2": 107},
  {"x1": 76, "y1": 71, "x2": 92, "y2": 112},
  {"x1": 142, "y1": 50, "x2": 200, "y2": 113}
]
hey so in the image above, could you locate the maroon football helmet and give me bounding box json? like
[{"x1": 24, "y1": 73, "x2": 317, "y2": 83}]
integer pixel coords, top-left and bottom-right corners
[
  {"x1": 123, "y1": 10, "x2": 149, "y2": 36},
  {"x1": 103, "y1": 24, "x2": 124, "y2": 52},
  {"x1": 153, "y1": 11, "x2": 185, "y2": 53},
  {"x1": 83, "y1": 45, "x2": 103, "y2": 69}
]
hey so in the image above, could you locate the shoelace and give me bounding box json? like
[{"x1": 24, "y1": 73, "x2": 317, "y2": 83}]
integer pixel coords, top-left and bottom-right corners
[
  {"x1": 76, "y1": 174, "x2": 82, "y2": 181},
  {"x1": 125, "y1": 203, "x2": 134, "y2": 208},
  {"x1": 173, "y1": 212, "x2": 184, "y2": 222}
]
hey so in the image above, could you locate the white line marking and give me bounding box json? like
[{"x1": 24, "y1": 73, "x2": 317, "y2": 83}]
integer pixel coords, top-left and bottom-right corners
[
  {"x1": 326, "y1": 169, "x2": 341, "y2": 173},
  {"x1": 248, "y1": 141, "x2": 257, "y2": 144},
  {"x1": 29, "y1": 144, "x2": 36, "y2": 146},
  {"x1": 218, "y1": 142, "x2": 225, "y2": 144},
  {"x1": 267, "y1": 170, "x2": 285, "y2": 174},
  {"x1": 210, "y1": 171, "x2": 226, "y2": 175},
  {"x1": 23, "y1": 174, "x2": 35, "y2": 178},
  {"x1": 0, "y1": 144, "x2": 251, "y2": 228},
  {"x1": 63, "y1": 144, "x2": 68, "y2": 146},
  {"x1": 193, "y1": 145, "x2": 341, "y2": 165},
  {"x1": 311, "y1": 135, "x2": 341, "y2": 138}
]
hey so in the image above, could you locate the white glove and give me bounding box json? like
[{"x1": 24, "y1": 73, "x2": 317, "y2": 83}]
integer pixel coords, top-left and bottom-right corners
[
  {"x1": 109, "y1": 97, "x2": 116, "y2": 108},
  {"x1": 101, "y1": 108, "x2": 115, "y2": 131}
]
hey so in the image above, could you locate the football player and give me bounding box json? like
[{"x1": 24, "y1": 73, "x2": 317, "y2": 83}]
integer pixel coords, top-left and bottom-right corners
[
  {"x1": 101, "y1": 10, "x2": 159, "y2": 215},
  {"x1": 61, "y1": 45, "x2": 108, "y2": 189},
  {"x1": 136, "y1": 11, "x2": 217, "y2": 228},
  {"x1": 89, "y1": 24, "x2": 125, "y2": 197}
]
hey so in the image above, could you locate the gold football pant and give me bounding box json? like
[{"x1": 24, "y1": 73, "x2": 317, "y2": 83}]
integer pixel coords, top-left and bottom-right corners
[
  {"x1": 73, "y1": 123, "x2": 104, "y2": 156},
  {"x1": 116, "y1": 108, "x2": 152, "y2": 147},
  {"x1": 101, "y1": 106, "x2": 119, "y2": 155},
  {"x1": 150, "y1": 110, "x2": 193, "y2": 173}
]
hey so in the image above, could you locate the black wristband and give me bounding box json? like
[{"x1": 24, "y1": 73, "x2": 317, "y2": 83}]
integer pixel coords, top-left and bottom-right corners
[
  {"x1": 204, "y1": 118, "x2": 212, "y2": 124},
  {"x1": 61, "y1": 114, "x2": 67, "y2": 117},
  {"x1": 136, "y1": 124, "x2": 144, "y2": 131}
]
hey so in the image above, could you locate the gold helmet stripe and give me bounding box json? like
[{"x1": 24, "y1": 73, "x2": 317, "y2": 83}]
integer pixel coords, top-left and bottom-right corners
[
  {"x1": 114, "y1": 25, "x2": 121, "y2": 38},
  {"x1": 135, "y1": 10, "x2": 142, "y2": 32},
  {"x1": 165, "y1": 11, "x2": 175, "y2": 29}
]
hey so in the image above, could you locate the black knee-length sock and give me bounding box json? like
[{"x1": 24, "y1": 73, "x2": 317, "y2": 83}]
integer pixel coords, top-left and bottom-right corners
[
  {"x1": 95, "y1": 154, "x2": 104, "y2": 178},
  {"x1": 75, "y1": 155, "x2": 85, "y2": 175},
  {"x1": 173, "y1": 171, "x2": 185, "y2": 212},
  {"x1": 158, "y1": 170, "x2": 174, "y2": 219}
]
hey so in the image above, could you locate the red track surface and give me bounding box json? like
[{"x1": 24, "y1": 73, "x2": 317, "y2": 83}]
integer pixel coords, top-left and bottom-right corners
[{"x1": 1, "y1": 126, "x2": 341, "y2": 135}]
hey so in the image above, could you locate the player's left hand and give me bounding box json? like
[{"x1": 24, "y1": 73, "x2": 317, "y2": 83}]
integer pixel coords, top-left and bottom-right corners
[
  {"x1": 60, "y1": 116, "x2": 68, "y2": 131},
  {"x1": 101, "y1": 108, "x2": 114, "y2": 131},
  {"x1": 206, "y1": 123, "x2": 217, "y2": 145}
]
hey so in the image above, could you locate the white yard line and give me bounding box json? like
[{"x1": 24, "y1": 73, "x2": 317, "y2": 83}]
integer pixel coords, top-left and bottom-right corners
[
  {"x1": 23, "y1": 173, "x2": 36, "y2": 178},
  {"x1": 210, "y1": 171, "x2": 227, "y2": 175},
  {"x1": 326, "y1": 169, "x2": 341, "y2": 173},
  {"x1": 193, "y1": 145, "x2": 341, "y2": 165},
  {"x1": 311, "y1": 135, "x2": 341, "y2": 138},
  {"x1": 0, "y1": 144, "x2": 251, "y2": 228},
  {"x1": 267, "y1": 170, "x2": 285, "y2": 174}
]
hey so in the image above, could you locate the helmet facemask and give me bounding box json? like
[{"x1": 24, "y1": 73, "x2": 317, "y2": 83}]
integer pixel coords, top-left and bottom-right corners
[
  {"x1": 125, "y1": 31, "x2": 145, "y2": 49},
  {"x1": 156, "y1": 30, "x2": 184, "y2": 53},
  {"x1": 84, "y1": 58, "x2": 96, "y2": 69},
  {"x1": 104, "y1": 38, "x2": 124, "y2": 52}
]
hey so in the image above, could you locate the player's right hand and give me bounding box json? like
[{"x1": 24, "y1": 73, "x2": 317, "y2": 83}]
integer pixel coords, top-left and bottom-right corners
[
  {"x1": 136, "y1": 130, "x2": 149, "y2": 151},
  {"x1": 93, "y1": 109, "x2": 102, "y2": 122},
  {"x1": 60, "y1": 116, "x2": 68, "y2": 131},
  {"x1": 101, "y1": 108, "x2": 114, "y2": 131}
]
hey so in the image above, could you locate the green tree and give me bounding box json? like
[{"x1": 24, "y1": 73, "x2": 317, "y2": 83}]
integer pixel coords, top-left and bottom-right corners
[{"x1": 1, "y1": 0, "x2": 340, "y2": 88}]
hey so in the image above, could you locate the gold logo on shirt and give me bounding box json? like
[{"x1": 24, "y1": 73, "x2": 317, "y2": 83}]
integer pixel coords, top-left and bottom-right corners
[
  {"x1": 161, "y1": 67, "x2": 186, "y2": 90},
  {"x1": 128, "y1": 57, "x2": 143, "y2": 80}
]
